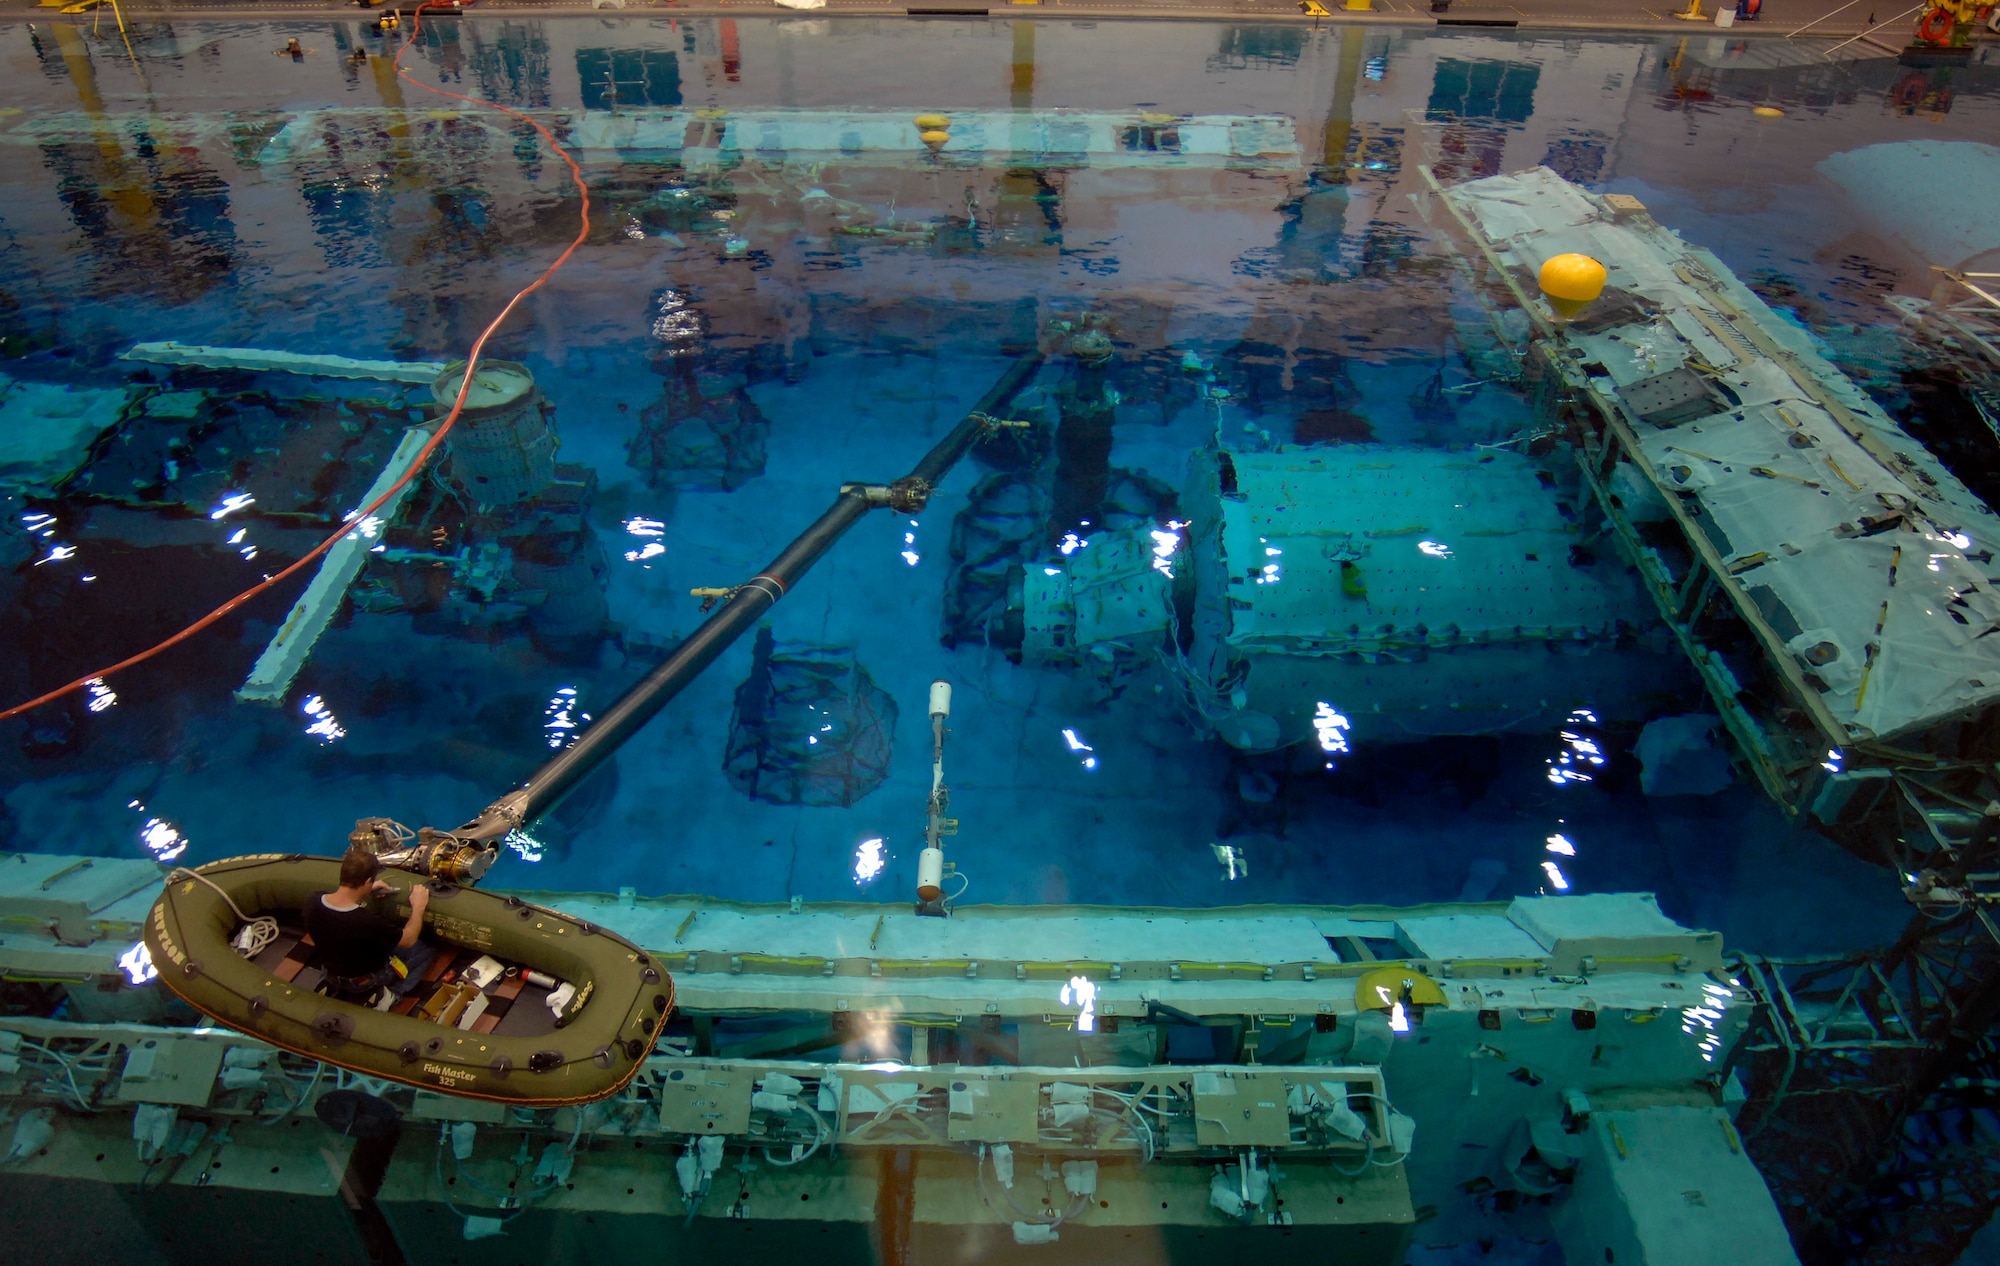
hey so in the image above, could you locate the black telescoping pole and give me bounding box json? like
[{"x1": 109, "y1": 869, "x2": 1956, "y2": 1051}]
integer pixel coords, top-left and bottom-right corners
[{"x1": 446, "y1": 350, "x2": 1044, "y2": 846}]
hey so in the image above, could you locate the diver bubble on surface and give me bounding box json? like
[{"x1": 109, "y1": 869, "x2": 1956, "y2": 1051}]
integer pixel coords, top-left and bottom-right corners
[{"x1": 1546, "y1": 709, "x2": 1606, "y2": 786}]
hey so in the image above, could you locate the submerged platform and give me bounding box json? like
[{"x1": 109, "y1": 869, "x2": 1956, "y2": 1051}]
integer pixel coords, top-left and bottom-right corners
[{"x1": 0, "y1": 854, "x2": 1793, "y2": 1262}]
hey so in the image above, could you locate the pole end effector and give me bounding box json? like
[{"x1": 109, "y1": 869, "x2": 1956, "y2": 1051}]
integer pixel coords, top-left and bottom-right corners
[
  {"x1": 842, "y1": 477, "x2": 934, "y2": 515},
  {"x1": 353, "y1": 792, "x2": 526, "y2": 887}
]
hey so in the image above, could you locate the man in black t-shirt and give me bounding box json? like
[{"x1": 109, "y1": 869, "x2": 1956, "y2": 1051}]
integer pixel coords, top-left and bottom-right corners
[{"x1": 303, "y1": 849, "x2": 435, "y2": 998}]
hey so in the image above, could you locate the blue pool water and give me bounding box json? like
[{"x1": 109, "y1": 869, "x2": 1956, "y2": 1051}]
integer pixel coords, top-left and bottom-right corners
[{"x1": 2, "y1": 17, "x2": 1997, "y2": 960}]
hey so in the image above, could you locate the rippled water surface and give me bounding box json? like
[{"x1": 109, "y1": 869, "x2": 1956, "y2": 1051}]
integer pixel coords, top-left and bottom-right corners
[{"x1": 3, "y1": 16, "x2": 1998, "y2": 954}]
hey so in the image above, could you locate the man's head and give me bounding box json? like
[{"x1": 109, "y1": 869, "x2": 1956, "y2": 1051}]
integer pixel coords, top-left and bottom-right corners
[{"x1": 338, "y1": 848, "x2": 381, "y2": 890}]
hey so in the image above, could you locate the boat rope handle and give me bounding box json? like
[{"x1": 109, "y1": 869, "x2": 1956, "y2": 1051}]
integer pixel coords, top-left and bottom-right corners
[{"x1": 167, "y1": 867, "x2": 279, "y2": 959}]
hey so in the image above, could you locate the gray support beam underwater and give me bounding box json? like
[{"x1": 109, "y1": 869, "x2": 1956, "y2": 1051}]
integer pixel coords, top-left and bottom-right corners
[
  {"x1": 121, "y1": 341, "x2": 447, "y2": 385},
  {"x1": 237, "y1": 423, "x2": 438, "y2": 705}
]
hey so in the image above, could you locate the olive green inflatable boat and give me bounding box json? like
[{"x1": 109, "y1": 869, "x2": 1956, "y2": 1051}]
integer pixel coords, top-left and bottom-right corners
[{"x1": 145, "y1": 854, "x2": 673, "y2": 1105}]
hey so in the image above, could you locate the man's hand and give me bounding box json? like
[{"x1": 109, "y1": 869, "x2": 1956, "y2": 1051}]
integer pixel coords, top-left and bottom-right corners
[
  {"x1": 395, "y1": 881, "x2": 430, "y2": 951},
  {"x1": 369, "y1": 879, "x2": 394, "y2": 898}
]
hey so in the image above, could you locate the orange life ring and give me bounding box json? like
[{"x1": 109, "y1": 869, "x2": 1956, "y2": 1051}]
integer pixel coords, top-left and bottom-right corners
[{"x1": 1916, "y1": 5, "x2": 1954, "y2": 42}]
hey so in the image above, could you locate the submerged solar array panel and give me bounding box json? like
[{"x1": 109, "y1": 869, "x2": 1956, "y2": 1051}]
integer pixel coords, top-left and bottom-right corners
[{"x1": 1448, "y1": 168, "x2": 2000, "y2": 743}]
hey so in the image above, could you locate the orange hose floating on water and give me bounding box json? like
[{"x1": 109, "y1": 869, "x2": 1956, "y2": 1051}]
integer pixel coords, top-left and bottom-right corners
[{"x1": 0, "y1": 6, "x2": 592, "y2": 725}]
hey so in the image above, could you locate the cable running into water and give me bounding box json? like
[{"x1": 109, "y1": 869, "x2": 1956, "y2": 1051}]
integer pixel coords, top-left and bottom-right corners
[{"x1": 0, "y1": 6, "x2": 592, "y2": 723}]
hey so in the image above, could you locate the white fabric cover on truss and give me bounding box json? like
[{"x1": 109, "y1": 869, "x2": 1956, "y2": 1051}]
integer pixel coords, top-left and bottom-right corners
[{"x1": 1448, "y1": 168, "x2": 2000, "y2": 742}]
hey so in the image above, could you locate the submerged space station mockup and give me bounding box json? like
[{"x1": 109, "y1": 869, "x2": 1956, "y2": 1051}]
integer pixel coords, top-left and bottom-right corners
[{"x1": 4, "y1": 78, "x2": 2000, "y2": 1266}]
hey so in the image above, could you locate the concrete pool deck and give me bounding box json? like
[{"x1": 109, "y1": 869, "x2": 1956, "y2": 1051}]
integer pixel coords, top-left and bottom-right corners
[{"x1": 10, "y1": 0, "x2": 1999, "y2": 47}]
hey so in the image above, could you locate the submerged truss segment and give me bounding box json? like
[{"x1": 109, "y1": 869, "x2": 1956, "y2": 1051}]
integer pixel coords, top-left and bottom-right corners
[
  {"x1": 1427, "y1": 166, "x2": 2000, "y2": 833},
  {"x1": 0, "y1": 862, "x2": 1773, "y2": 1261}
]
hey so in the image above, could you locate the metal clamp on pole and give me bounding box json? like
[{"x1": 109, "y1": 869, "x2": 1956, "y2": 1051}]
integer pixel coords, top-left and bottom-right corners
[{"x1": 841, "y1": 477, "x2": 935, "y2": 514}]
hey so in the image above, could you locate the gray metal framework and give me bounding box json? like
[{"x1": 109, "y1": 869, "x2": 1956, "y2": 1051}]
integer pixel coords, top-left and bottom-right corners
[
  {"x1": 1419, "y1": 163, "x2": 2000, "y2": 1265},
  {"x1": 1418, "y1": 164, "x2": 2000, "y2": 850},
  {"x1": 1726, "y1": 822, "x2": 2000, "y2": 1265}
]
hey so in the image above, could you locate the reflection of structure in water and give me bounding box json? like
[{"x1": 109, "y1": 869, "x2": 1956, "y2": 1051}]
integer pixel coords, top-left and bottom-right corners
[
  {"x1": 942, "y1": 312, "x2": 1180, "y2": 648},
  {"x1": 724, "y1": 627, "x2": 897, "y2": 808},
  {"x1": 944, "y1": 470, "x2": 1049, "y2": 649},
  {"x1": 1044, "y1": 314, "x2": 1120, "y2": 546},
  {"x1": 627, "y1": 287, "x2": 776, "y2": 492},
  {"x1": 630, "y1": 360, "x2": 772, "y2": 492},
  {"x1": 944, "y1": 461, "x2": 1175, "y2": 651},
  {"x1": 33, "y1": 27, "x2": 240, "y2": 306}
]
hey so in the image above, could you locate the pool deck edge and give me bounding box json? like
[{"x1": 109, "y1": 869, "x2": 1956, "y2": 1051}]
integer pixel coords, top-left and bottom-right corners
[{"x1": 11, "y1": 0, "x2": 1994, "y2": 44}]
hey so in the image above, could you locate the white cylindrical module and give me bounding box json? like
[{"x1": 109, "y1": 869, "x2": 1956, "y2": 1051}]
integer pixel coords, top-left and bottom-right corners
[
  {"x1": 917, "y1": 847, "x2": 945, "y2": 900},
  {"x1": 430, "y1": 359, "x2": 557, "y2": 509},
  {"x1": 929, "y1": 680, "x2": 952, "y2": 719}
]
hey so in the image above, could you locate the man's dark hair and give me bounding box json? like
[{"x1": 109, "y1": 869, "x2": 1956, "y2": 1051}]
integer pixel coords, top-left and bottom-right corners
[{"x1": 338, "y1": 849, "x2": 380, "y2": 889}]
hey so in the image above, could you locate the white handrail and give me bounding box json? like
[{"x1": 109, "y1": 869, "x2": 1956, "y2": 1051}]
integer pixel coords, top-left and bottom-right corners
[
  {"x1": 1821, "y1": 3, "x2": 1923, "y2": 55},
  {"x1": 1785, "y1": 0, "x2": 1866, "y2": 37}
]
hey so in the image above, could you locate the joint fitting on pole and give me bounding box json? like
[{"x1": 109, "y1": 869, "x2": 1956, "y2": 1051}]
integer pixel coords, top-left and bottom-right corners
[
  {"x1": 842, "y1": 482, "x2": 897, "y2": 508},
  {"x1": 454, "y1": 790, "x2": 527, "y2": 845},
  {"x1": 691, "y1": 585, "x2": 737, "y2": 613},
  {"x1": 888, "y1": 476, "x2": 933, "y2": 514},
  {"x1": 840, "y1": 479, "x2": 933, "y2": 513}
]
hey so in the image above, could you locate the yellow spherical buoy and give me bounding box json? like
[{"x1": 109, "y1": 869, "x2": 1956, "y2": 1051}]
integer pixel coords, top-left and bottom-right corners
[
  {"x1": 1539, "y1": 252, "x2": 1608, "y2": 320},
  {"x1": 919, "y1": 129, "x2": 951, "y2": 152},
  {"x1": 1753, "y1": 106, "x2": 1784, "y2": 118},
  {"x1": 913, "y1": 113, "x2": 952, "y2": 131}
]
